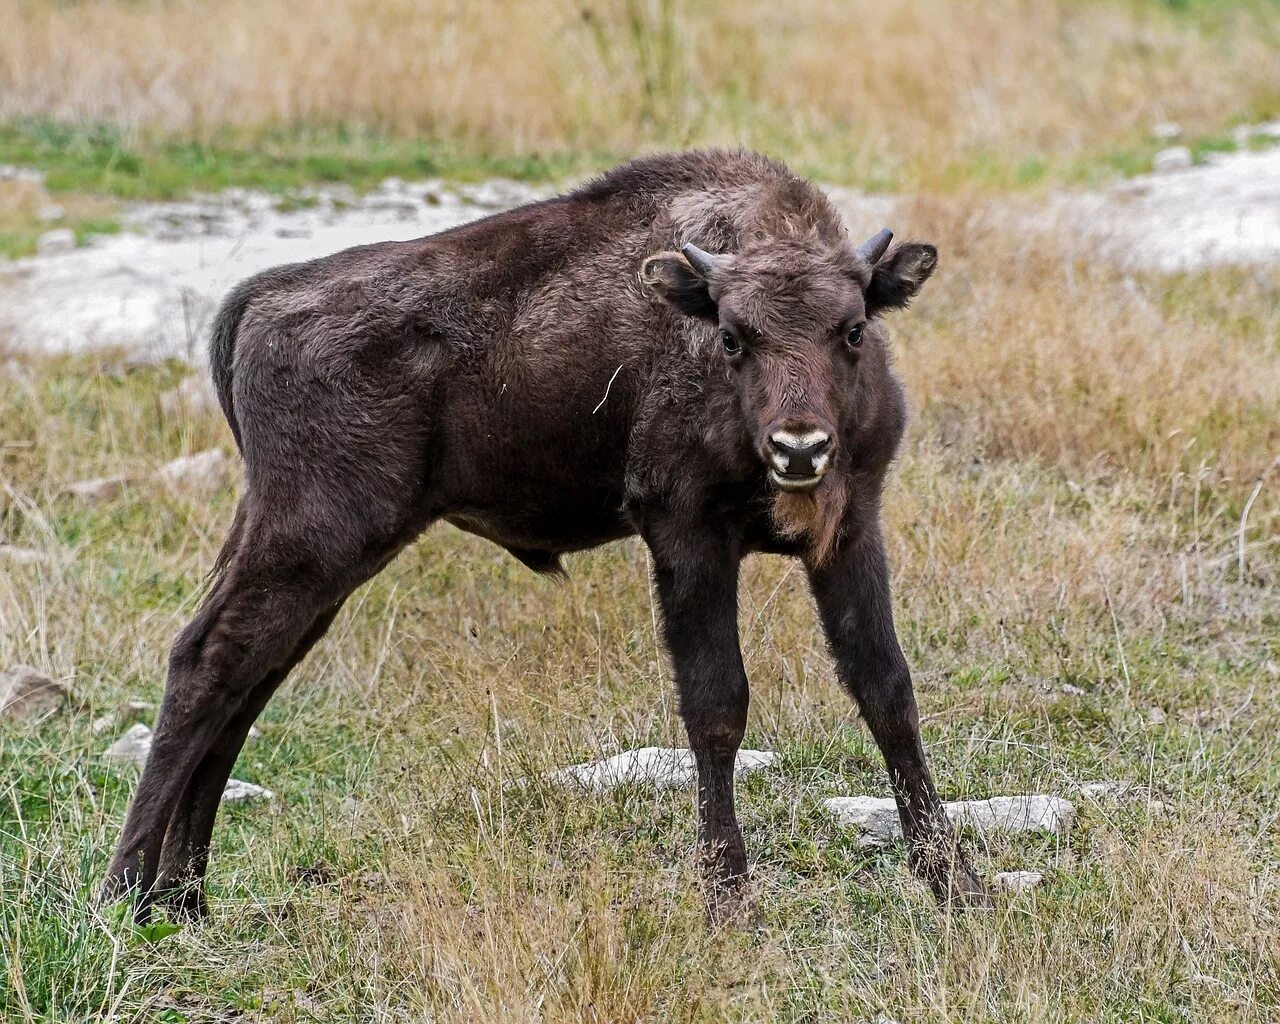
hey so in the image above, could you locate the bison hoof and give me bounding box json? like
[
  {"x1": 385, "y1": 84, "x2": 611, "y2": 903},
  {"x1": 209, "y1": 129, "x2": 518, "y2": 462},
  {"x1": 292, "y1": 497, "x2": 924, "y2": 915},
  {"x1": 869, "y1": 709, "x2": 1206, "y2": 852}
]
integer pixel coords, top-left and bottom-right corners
[
  {"x1": 705, "y1": 879, "x2": 762, "y2": 930},
  {"x1": 910, "y1": 846, "x2": 992, "y2": 910},
  {"x1": 155, "y1": 882, "x2": 210, "y2": 921}
]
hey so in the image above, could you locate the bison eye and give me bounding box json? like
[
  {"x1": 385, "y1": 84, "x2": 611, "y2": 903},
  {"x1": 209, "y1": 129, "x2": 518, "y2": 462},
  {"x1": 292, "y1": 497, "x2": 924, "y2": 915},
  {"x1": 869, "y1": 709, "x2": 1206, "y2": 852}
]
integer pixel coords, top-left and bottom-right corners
[
  {"x1": 720, "y1": 329, "x2": 742, "y2": 356},
  {"x1": 846, "y1": 323, "x2": 865, "y2": 348}
]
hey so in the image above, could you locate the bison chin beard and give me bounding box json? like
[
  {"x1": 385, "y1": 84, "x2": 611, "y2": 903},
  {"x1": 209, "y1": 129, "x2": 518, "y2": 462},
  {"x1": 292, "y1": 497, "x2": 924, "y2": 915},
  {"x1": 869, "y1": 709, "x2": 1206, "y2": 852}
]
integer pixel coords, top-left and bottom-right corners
[{"x1": 770, "y1": 472, "x2": 849, "y2": 566}]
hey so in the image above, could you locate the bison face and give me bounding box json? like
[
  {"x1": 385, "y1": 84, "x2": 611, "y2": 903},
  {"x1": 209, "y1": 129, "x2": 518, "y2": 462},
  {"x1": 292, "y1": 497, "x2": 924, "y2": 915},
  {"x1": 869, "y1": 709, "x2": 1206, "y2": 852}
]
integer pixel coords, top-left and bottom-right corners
[{"x1": 642, "y1": 230, "x2": 937, "y2": 494}]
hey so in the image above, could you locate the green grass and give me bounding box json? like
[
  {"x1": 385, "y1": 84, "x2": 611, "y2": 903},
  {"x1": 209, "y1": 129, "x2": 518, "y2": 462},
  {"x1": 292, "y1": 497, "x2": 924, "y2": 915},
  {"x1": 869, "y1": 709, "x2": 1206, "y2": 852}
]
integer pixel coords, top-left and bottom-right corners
[
  {"x1": 1, "y1": 314, "x2": 1276, "y2": 1021},
  {"x1": 0, "y1": 120, "x2": 611, "y2": 202},
  {"x1": 2, "y1": 110, "x2": 1279, "y2": 220}
]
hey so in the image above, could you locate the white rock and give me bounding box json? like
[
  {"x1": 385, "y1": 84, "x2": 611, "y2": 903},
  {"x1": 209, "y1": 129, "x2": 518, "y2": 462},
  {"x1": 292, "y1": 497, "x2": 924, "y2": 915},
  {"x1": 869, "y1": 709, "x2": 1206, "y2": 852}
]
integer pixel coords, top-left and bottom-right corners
[
  {"x1": 1076, "y1": 780, "x2": 1138, "y2": 802},
  {"x1": 36, "y1": 203, "x2": 66, "y2": 224},
  {"x1": 1061, "y1": 683, "x2": 1086, "y2": 697},
  {"x1": 104, "y1": 722, "x2": 273, "y2": 803},
  {"x1": 546, "y1": 746, "x2": 778, "y2": 793},
  {"x1": 825, "y1": 794, "x2": 1075, "y2": 848},
  {"x1": 1152, "y1": 146, "x2": 1193, "y2": 173},
  {"x1": 36, "y1": 228, "x2": 76, "y2": 255},
  {"x1": 152, "y1": 448, "x2": 231, "y2": 496},
  {"x1": 949, "y1": 795, "x2": 1075, "y2": 835},
  {"x1": 90, "y1": 699, "x2": 154, "y2": 736},
  {"x1": 61, "y1": 475, "x2": 129, "y2": 503},
  {"x1": 994, "y1": 870, "x2": 1044, "y2": 892},
  {"x1": 1151, "y1": 121, "x2": 1182, "y2": 141},
  {"x1": 159, "y1": 374, "x2": 220, "y2": 419},
  {"x1": 0, "y1": 544, "x2": 52, "y2": 567},
  {"x1": 104, "y1": 723, "x2": 153, "y2": 765},
  {"x1": 221, "y1": 778, "x2": 275, "y2": 803},
  {"x1": 823, "y1": 795, "x2": 903, "y2": 847},
  {"x1": 1147, "y1": 706, "x2": 1167, "y2": 725},
  {"x1": 0, "y1": 666, "x2": 68, "y2": 721}
]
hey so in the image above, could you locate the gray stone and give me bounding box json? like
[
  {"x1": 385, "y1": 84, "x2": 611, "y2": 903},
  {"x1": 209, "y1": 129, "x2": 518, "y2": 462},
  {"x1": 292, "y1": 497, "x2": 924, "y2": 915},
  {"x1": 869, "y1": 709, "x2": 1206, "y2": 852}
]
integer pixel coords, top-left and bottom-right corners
[
  {"x1": 158, "y1": 374, "x2": 220, "y2": 419},
  {"x1": 1152, "y1": 146, "x2": 1193, "y2": 173},
  {"x1": 0, "y1": 666, "x2": 67, "y2": 721},
  {"x1": 104, "y1": 723, "x2": 153, "y2": 765},
  {"x1": 221, "y1": 778, "x2": 275, "y2": 803},
  {"x1": 36, "y1": 204, "x2": 66, "y2": 224},
  {"x1": 825, "y1": 794, "x2": 1075, "y2": 848},
  {"x1": 994, "y1": 870, "x2": 1044, "y2": 892},
  {"x1": 546, "y1": 746, "x2": 778, "y2": 793},
  {"x1": 1076, "y1": 780, "x2": 1138, "y2": 802},
  {"x1": 152, "y1": 448, "x2": 231, "y2": 496},
  {"x1": 36, "y1": 228, "x2": 76, "y2": 255},
  {"x1": 1151, "y1": 121, "x2": 1182, "y2": 141},
  {"x1": 61, "y1": 475, "x2": 129, "y2": 503},
  {"x1": 0, "y1": 545, "x2": 52, "y2": 567},
  {"x1": 104, "y1": 721, "x2": 272, "y2": 802},
  {"x1": 90, "y1": 699, "x2": 154, "y2": 736}
]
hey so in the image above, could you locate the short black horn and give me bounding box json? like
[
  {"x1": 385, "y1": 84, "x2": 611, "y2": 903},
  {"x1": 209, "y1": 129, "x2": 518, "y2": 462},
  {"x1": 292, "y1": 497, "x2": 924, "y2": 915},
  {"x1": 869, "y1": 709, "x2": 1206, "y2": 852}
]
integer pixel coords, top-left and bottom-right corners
[
  {"x1": 856, "y1": 228, "x2": 894, "y2": 264},
  {"x1": 680, "y1": 243, "x2": 720, "y2": 278}
]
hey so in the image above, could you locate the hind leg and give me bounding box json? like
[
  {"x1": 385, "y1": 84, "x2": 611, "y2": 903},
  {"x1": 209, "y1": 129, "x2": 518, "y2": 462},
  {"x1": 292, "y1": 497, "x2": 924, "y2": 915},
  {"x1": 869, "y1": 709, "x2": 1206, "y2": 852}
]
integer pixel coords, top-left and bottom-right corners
[
  {"x1": 152, "y1": 606, "x2": 342, "y2": 918},
  {"x1": 101, "y1": 510, "x2": 407, "y2": 920}
]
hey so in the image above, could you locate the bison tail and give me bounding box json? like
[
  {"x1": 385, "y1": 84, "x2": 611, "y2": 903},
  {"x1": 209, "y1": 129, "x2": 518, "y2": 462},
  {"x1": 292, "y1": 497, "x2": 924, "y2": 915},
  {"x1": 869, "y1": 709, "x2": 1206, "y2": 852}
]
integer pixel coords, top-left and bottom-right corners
[{"x1": 208, "y1": 278, "x2": 259, "y2": 452}]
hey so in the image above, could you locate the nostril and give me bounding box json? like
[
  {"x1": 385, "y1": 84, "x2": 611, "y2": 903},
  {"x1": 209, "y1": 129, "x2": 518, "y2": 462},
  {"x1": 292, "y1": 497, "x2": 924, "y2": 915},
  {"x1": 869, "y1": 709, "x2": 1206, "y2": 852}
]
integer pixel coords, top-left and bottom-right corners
[
  {"x1": 770, "y1": 431, "x2": 831, "y2": 457},
  {"x1": 768, "y1": 430, "x2": 833, "y2": 478}
]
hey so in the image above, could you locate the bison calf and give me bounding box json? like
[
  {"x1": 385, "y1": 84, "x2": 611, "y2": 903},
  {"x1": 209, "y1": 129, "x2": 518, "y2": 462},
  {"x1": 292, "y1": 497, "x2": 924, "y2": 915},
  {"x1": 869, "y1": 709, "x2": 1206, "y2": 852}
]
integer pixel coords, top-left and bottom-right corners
[{"x1": 103, "y1": 149, "x2": 987, "y2": 922}]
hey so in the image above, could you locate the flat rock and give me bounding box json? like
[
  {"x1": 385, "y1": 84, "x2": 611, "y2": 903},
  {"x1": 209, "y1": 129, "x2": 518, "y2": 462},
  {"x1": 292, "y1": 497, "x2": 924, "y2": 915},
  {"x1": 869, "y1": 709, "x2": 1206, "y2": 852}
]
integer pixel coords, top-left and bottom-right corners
[
  {"x1": 1152, "y1": 146, "x2": 1193, "y2": 172},
  {"x1": 0, "y1": 665, "x2": 68, "y2": 721},
  {"x1": 825, "y1": 794, "x2": 1075, "y2": 848},
  {"x1": 0, "y1": 544, "x2": 52, "y2": 567},
  {"x1": 1076, "y1": 780, "x2": 1139, "y2": 802},
  {"x1": 103, "y1": 722, "x2": 272, "y2": 802},
  {"x1": 152, "y1": 448, "x2": 231, "y2": 496},
  {"x1": 546, "y1": 746, "x2": 778, "y2": 793},
  {"x1": 36, "y1": 228, "x2": 75, "y2": 255},
  {"x1": 61, "y1": 474, "x2": 129, "y2": 503},
  {"x1": 159, "y1": 374, "x2": 220, "y2": 419},
  {"x1": 221, "y1": 778, "x2": 275, "y2": 803},
  {"x1": 994, "y1": 870, "x2": 1045, "y2": 892},
  {"x1": 90, "y1": 699, "x2": 154, "y2": 736},
  {"x1": 103, "y1": 722, "x2": 153, "y2": 764}
]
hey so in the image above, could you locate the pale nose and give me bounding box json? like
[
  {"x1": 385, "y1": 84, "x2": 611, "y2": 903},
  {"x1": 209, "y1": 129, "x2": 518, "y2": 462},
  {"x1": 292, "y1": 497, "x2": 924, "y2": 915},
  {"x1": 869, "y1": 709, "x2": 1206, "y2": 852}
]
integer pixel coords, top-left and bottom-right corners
[{"x1": 768, "y1": 430, "x2": 832, "y2": 477}]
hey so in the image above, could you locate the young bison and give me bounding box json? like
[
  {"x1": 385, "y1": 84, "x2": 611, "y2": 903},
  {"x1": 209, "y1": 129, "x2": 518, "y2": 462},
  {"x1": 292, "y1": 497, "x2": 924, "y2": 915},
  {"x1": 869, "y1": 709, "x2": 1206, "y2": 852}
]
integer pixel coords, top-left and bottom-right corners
[{"x1": 104, "y1": 149, "x2": 987, "y2": 922}]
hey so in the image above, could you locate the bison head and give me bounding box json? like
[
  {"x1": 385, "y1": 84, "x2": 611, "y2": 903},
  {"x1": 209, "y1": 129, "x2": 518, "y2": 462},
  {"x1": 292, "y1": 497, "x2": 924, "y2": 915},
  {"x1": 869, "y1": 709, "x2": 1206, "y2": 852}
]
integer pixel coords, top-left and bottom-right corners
[{"x1": 642, "y1": 228, "x2": 936, "y2": 489}]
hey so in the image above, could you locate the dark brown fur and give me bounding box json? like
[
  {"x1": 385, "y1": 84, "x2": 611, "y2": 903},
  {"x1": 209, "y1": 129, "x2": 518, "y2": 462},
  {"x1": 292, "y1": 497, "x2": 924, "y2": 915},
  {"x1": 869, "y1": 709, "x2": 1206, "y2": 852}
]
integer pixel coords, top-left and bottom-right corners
[{"x1": 104, "y1": 150, "x2": 986, "y2": 922}]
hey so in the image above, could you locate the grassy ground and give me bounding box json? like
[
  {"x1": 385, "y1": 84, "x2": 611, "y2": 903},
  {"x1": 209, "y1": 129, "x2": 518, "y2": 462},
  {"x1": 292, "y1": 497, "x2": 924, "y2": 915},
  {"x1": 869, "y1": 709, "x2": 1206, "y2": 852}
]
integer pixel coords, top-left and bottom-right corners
[
  {"x1": 1, "y1": 196, "x2": 1277, "y2": 1020},
  {"x1": 2, "y1": 0, "x2": 1280, "y2": 257}
]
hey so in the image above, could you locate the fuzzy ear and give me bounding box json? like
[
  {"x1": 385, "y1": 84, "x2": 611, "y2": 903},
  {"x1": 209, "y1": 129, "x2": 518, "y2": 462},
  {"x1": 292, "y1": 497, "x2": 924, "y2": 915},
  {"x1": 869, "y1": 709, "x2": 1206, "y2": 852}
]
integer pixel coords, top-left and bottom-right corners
[
  {"x1": 640, "y1": 252, "x2": 718, "y2": 321},
  {"x1": 865, "y1": 242, "x2": 938, "y2": 315}
]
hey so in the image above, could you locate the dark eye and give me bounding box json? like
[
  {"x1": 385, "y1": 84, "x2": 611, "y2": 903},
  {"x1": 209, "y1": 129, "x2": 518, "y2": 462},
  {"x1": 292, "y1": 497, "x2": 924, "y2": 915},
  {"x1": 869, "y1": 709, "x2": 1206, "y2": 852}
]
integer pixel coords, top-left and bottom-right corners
[
  {"x1": 846, "y1": 323, "x2": 866, "y2": 348},
  {"x1": 720, "y1": 329, "x2": 742, "y2": 356}
]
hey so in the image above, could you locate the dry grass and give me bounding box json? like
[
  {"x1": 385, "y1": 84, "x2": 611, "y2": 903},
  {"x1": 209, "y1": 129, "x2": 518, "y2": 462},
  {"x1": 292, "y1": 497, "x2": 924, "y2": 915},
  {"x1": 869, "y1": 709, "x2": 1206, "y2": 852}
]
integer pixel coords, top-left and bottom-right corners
[
  {"x1": 3, "y1": 0, "x2": 1280, "y2": 186},
  {"x1": 2, "y1": 204, "x2": 1277, "y2": 1020}
]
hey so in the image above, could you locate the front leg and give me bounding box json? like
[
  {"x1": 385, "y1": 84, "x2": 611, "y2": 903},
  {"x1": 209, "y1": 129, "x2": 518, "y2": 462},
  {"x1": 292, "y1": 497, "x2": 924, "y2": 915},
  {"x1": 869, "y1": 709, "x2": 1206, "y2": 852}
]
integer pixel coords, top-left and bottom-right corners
[
  {"x1": 643, "y1": 516, "x2": 752, "y2": 924},
  {"x1": 808, "y1": 524, "x2": 989, "y2": 907}
]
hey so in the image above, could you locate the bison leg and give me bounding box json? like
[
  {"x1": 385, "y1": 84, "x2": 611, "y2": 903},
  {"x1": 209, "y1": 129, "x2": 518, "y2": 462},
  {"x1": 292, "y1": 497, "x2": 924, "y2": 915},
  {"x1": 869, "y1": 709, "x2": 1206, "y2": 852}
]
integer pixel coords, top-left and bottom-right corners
[
  {"x1": 151, "y1": 606, "x2": 342, "y2": 918},
  {"x1": 101, "y1": 503, "x2": 406, "y2": 922},
  {"x1": 807, "y1": 526, "x2": 989, "y2": 907},
  {"x1": 643, "y1": 519, "x2": 752, "y2": 924}
]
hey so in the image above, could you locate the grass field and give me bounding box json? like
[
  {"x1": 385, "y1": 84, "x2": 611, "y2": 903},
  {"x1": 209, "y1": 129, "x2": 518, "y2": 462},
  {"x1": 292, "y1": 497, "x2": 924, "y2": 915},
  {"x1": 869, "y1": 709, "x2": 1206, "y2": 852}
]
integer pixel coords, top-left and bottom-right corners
[
  {"x1": 2, "y1": 0, "x2": 1280, "y2": 1021},
  {"x1": 2, "y1": 199, "x2": 1278, "y2": 1020},
  {"x1": 2, "y1": 0, "x2": 1280, "y2": 258}
]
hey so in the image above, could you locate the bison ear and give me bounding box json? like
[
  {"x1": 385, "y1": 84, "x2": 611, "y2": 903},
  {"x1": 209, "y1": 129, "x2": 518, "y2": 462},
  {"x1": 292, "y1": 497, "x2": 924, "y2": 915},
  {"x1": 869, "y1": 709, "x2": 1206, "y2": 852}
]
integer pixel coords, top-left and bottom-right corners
[
  {"x1": 640, "y1": 252, "x2": 718, "y2": 322},
  {"x1": 865, "y1": 242, "x2": 938, "y2": 315}
]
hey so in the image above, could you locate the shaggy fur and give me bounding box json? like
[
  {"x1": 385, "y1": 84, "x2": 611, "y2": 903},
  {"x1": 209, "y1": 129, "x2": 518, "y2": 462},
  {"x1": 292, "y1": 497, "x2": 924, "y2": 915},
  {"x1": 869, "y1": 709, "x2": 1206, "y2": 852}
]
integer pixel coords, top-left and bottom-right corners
[{"x1": 103, "y1": 149, "x2": 985, "y2": 923}]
